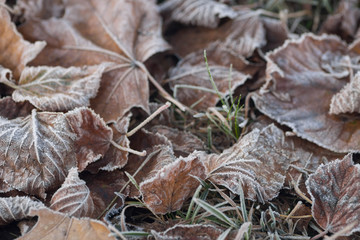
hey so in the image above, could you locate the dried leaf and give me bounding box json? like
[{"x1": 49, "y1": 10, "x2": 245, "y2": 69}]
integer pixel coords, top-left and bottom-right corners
[
  {"x1": 18, "y1": 207, "x2": 115, "y2": 240},
  {"x1": 86, "y1": 113, "x2": 131, "y2": 173},
  {"x1": 196, "y1": 124, "x2": 290, "y2": 202},
  {"x1": 329, "y1": 72, "x2": 360, "y2": 114},
  {"x1": 20, "y1": 0, "x2": 170, "y2": 122},
  {"x1": 252, "y1": 33, "x2": 360, "y2": 153},
  {"x1": 169, "y1": 41, "x2": 250, "y2": 110},
  {"x1": 160, "y1": 0, "x2": 237, "y2": 28},
  {"x1": 65, "y1": 107, "x2": 113, "y2": 171},
  {"x1": 150, "y1": 125, "x2": 205, "y2": 157},
  {"x1": 50, "y1": 168, "x2": 94, "y2": 218},
  {"x1": 15, "y1": 0, "x2": 65, "y2": 20},
  {"x1": 0, "y1": 109, "x2": 77, "y2": 197},
  {"x1": 306, "y1": 154, "x2": 360, "y2": 235},
  {"x1": 0, "y1": 196, "x2": 44, "y2": 225},
  {"x1": 0, "y1": 64, "x2": 108, "y2": 112},
  {"x1": 0, "y1": 4, "x2": 45, "y2": 80},
  {"x1": 320, "y1": 0, "x2": 360, "y2": 42},
  {"x1": 152, "y1": 224, "x2": 222, "y2": 240},
  {"x1": 0, "y1": 96, "x2": 33, "y2": 119},
  {"x1": 140, "y1": 154, "x2": 206, "y2": 214}
]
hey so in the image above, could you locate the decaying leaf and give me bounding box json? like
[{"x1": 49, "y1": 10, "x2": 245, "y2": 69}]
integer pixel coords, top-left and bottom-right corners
[
  {"x1": 15, "y1": 0, "x2": 65, "y2": 20},
  {"x1": 0, "y1": 96, "x2": 33, "y2": 119},
  {"x1": 320, "y1": 0, "x2": 360, "y2": 42},
  {"x1": 150, "y1": 125, "x2": 205, "y2": 157},
  {"x1": 0, "y1": 4, "x2": 45, "y2": 80},
  {"x1": 65, "y1": 107, "x2": 113, "y2": 171},
  {"x1": 18, "y1": 207, "x2": 115, "y2": 240},
  {"x1": 50, "y1": 168, "x2": 94, "y2": 218},
  {"x1": 252, "y1": 33, "x2": 360, "y2": 153},
  {"x1": 329, "y1": 72, "x2": 360, "y2": 115},
  {"x1": 0, "y1": 64, "x2": 108, "y2": 112},
  {"x1": 195, "y1": 124, "x2": 291, "y2": 202},
  {"x1": 152, "y1": 224, "x2": 222, "y2": 240},
  {"x1": 160, "y1": 0, "x2": 237, "y2": 28},
  {"x1": 20, "y1": 0, "x2": 170, "y2": 122},
  {"x1": 140, "y1": 154, "x2": 206, "y2": 214},
  {"x1": 86, "y1": 113, "x2": 131, "y2": 173},
  {"x1": 0, "y1": 110, "x2": 77, "y2": 197},
  {"x1": 169, "y1": 41, "x2": 250, "y2": 110},
  {"x1": 306, "y1": 154, "x2": 360, "y2": 236},
  {"x1": 0, "y1": 196, "x2": 44, "y2": 225}
]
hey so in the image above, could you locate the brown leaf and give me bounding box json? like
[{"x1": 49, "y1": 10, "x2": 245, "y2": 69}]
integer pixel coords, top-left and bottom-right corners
[
  {"x1": 0, "y1": 64, "x2": 108, "y2": 112},
  {"x1": 252, "y1": 33, "x2": 360, "y2": 153},
  {"x1": 306, "y1": 154, "x2": 360, "y2": 235},
  {"x1": 152, "y1": 224, "x2": 222, "y2": 240},
  {"x1": 0, "y1": 196, "x2": 44, "y2": 225},
  {"x1": 0, "y1": 109, "x2": 77, "y2": 197},
  {"x1": 15, "y1": 0, "x2": 65, "y2": 20},
  {"x1": 86, "y1": 113, "x2": 131, "y2": 173},
  {"x1": 150, "y1": 125, "x2": 205, "y2": 157},
  {"x1": 20, "y1": 0, "x2": 170, "y2": 122},
  {"x1": 160, "y1": 0, "x2": 237, "y2": 28},
  {"x1": 0, "y1": 4, "x2": 45, "y2": 80},
  {"x1": 50, "y1": 168, "x2": 94, "y2": 218},
  {"x1": 140, "y1": 154, "x2": 206, "y2": 214},
  {"x1": 65, "y1": 107, "x2": 113, "y2": 171},
  {"x1": 0, "y1": 96, "x2": 33, "y2": 119},
  {"x1": 329, "y1": 72, "x2": 360, "y2": 114},
  {"x1": 320, "y1": 0, "x2": 360, "y2": 42},
  {"x1": 169, "y1": 41, "x2": 250, "y2": 110},
  {"x1": 18, "y1": 207, "x2": 115, "y2": 240},
  {"x1": 196, "y1": 124, "x2": 291, "y2": 202}
]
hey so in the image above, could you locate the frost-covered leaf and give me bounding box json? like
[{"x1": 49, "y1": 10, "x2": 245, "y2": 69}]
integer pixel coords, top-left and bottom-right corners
[
  {"x1": 18, "y1": 207, "x2": 115, "y2": 240},
  {"x1": 0, "y1": 64, "x2": 108, "y2": 112},
  {"x1": 306, "y1": 154, "x2": 360, "y2": 235},
  {"x1": 252, "y1": 33, "x2": 360, "y2": 153},
  {"x1": 169, "y1": 41, "x2": 250, "y2": 110},
  {"x1": 65, "y1": 107, "x2": 113, "y2": 171},
  {"x1": 0, "y1": 96, "x2": 33, "y2": 119},
  {"x1": 329, "y1": 72, "x2": 360, "y2": 114},
  {"x1": 150, "y1": 125, "x2": 205, "y2": 157},
  {"x1": 86, "y1": 113, "x2": 131, "y2": 173},
  {"x1": 196, "y1": 124, "x2": 290, "y2": 202},
  {"x1": 15, "y1": 0, "x2": 65, "y2": 20},
  {"x1": 152, "y1": 224, "x2": 222, "y2": 240},
  {"x1": 20, "y1": 0, "x2": 170, "y2": 122},
  {"x1": 160, "y1": 0, "x2": 237, "y2": 28},
  {"x1": 320, "y1": 0, "x2": 360, "y2": 42},
  {"x1": 0, "y1": 4, "x2": 45, "y2": 80},
  {"x1": 0, "y1": 196, "x2": 44, "y2": 225},
  {"x1": 50, "y1": 168, "x2": 94, "y2": 218},
  {"x1": 140, "y1": 154, "x2": 206, "y2": 214},
  {"x1": 0, "y1": 109, "x2": 77, "y2": 197}
]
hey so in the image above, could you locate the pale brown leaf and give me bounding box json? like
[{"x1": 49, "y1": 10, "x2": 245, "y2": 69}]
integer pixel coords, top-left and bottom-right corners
[
  {"x1": 0, "y1": 64, "x2": 108, "y2": 112},
  {"x1": 20, "y1": 0, "x2": 170, "y2": 122},
  {"x1": 196, "y1": 124, "x2": 291, "y2": 202},
  {"x1": 0, "y1": 4, "x2": 45, "y2": 80},
  {"x1": 160, "y1": 0, "x2": 237, "y2": 28},
  {"x1": 50, "y1": 167, "x2": 94, "y2": 218},
  {"x1": 0, "y1": 196, "x2": 44, "y2": 225},
  {"x1": 18, "y1": 207, "x2": 115, "y2": 240},
  {"x1": 140, "y1": 154, "x2": 206, "y2": 214},
  {"x1": 15, "y1": 0, "x2": 65, "y2": 20},
  {"x1": 306, "y1": 154, "x2": 360, "y2": 235},
  {"x1": 152, "y1": 224, "x2": 222, "y2": 240},
  {"x1": 252, "y1": 33, "x2": 360, "y2": 153},
  {"x1": 329, "y1": 72, "x2": 360, "y2": 115}
]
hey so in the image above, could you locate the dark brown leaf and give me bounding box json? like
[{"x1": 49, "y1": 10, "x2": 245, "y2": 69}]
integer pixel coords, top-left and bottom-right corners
[
  {"x1": 50, "y1": 167, "x2": 94, "y2": 218},
  {"x1": 140, "y1": 154, "x2": 206, "y2": 214},
  {"x1": 252, "y1": 33, "x2": 360, "y2": 153},
  {"x1": 0, "y1": 96, "x2": 33, "y2": 119},
  {"x1": 20, "y1": 0, "x2": 170, "y2": 122},
  {"x1": 306, "y1": 154, "x2": 360, "y2": 235}
]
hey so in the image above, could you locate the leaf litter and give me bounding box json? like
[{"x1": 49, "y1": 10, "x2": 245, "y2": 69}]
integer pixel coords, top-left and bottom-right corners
[{"x1": 1, "y1": 0, "x2": 360, "y2": 239}]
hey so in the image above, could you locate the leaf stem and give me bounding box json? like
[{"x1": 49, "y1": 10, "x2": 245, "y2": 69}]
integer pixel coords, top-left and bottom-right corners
[{"x1": 110, "y1": 140, "x2": 146, "y2": 156}]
